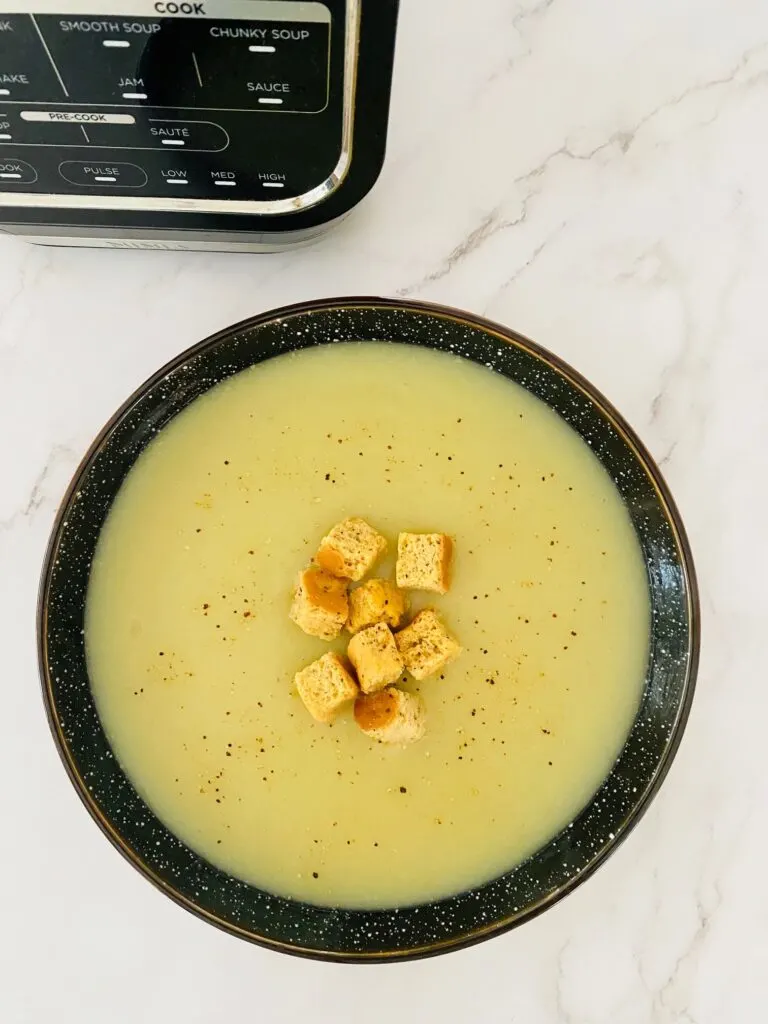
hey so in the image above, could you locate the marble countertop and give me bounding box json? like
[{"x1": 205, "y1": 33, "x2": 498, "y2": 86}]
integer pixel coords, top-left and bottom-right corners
[{"x1": 2, "y1": 1, "x2": 766, "y2": 1021}]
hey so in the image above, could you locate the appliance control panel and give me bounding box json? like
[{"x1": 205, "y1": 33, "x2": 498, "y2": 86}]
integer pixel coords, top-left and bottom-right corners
[{"x1": 0, "y1": 0, "x2": 349, "y2": 210}]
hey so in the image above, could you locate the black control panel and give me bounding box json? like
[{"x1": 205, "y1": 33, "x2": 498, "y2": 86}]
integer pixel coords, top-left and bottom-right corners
[{"x1": 0, "y1": 1, "x2": 345, "y2": 204}]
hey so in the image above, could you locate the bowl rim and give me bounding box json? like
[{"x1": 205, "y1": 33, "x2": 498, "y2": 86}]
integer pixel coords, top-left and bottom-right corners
[{"x1": 38, "y1": 295, "x2": 700, "y2": 962}]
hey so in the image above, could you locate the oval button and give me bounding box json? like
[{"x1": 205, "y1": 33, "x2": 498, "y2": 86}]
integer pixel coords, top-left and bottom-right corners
[
  {"x1": 0, "y1": 158, "x2": 37, "y2": 184},
  {"x1": 58, "y1": 161, "x2": 148, "y2": 188},
  {"x1": 146, "y1": 120, "x2": 228, "y2": 153}
]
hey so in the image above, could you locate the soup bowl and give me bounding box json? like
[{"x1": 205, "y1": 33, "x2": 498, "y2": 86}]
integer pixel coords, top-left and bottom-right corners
[{"x1": 38, "y1": 297, "x2": 699, "y2": 961}]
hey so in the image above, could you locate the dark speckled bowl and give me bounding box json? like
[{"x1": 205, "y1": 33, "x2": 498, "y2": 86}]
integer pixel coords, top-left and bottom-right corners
[{"x1": 39, "y1": 297, "x2": 699, "y2": 961}]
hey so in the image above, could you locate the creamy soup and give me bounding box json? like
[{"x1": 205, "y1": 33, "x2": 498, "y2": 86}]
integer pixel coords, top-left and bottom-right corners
[{"x1": 86, "y1": 342, "x2": 649, "y2": 909}]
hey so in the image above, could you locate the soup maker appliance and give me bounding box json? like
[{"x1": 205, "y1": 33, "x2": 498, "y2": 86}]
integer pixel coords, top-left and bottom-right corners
[{"x1": 0, "y1": 0, "x2": 399, "y2": 250}]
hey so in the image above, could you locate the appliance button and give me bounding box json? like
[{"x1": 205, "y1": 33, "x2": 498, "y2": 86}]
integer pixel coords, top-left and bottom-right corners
[
  {"x1": 58, "y1": 160, "x2": 147, "y2": 188},
  {"x1": 258, "y1": 172, "x2": 287, "y2": 190},
  {"x1": 211, "y1": 170, "x2": 237, "y2": 188},
  {"x1": 32, "y1": 15, "x2": 197, "y2": 107},
  {"x1": 161, "y1": 168, "x2": 190, "y2": 187},
  {"x1": 0, "y1": 158, "x2": 38, "y2": 184},
  {"x1": 28, "y1": 15, "x2": 160, "y2": 105},
  {"x1": 85, "y1": 118, "x2": 228, "y2": 152},
  {"x1": 147, "y1": 120, "x2": 228, "y2": 152},
  {"x1": 14, "y1": 111, "x2": 134, "y2": 147},
  {"x1": 0, "y1": 16, "x2": 67, "y2": 101},
  {"x1": 20, "y1": 111, "x2": 136, "y2": 126},
  {"x1": 197, "y1": 19, "x2": 331, "y2": 113}
]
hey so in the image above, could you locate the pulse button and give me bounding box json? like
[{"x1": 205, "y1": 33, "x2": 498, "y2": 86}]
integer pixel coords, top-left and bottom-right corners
[{"x1": 59, "y1": 161, "x2": 147, "y2": 187}]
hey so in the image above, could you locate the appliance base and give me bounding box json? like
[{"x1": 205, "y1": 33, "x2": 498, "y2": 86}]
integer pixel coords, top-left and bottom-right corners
[{"x1": 0, "y1": 218, "x2": 347, "y2": 253}]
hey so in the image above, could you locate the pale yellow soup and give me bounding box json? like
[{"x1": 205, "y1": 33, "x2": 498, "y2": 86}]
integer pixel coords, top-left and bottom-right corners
[{"x1": 86, "y1": 342, "x2": 649, "y2": 909}]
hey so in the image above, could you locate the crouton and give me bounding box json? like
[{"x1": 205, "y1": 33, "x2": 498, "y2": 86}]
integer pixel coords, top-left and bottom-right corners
[
  {"x1": 289, "y1": 565, "x2": 348, "y2": 640},
  {"x1": 347, "y1": 622, "x2": 404, "y2": 694},
  {"x1": 395, "y1": 532, "x2": 453, "y2": 593},
  {"x1": 354, "y1": 687, "x2": 426, "y2": 744},
  {"x1": 295, "y1": 652, "x2": 359, "y2": 723},
  {"x1": 347, "y1": 578, "x2": 409, "y2": 634},
  {"x1": 315, "y1": 517, "x2": 387, "y2": 581},
  {"x1": 395, "y1": 608, "x2": 462, "y2": 680}
]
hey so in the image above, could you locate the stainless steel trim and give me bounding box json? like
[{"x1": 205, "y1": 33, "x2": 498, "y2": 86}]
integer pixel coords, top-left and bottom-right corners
[
  {"x1": 4, "y1": 218, "x2": 340, "y2": 241},
  {"x1": 12, "y1": 234, "x2": 325, "y2": 250},
  {"x1": 3, "y1": 214, "x2": 347, "y2": 249},
  {"x1": 0, "y1": 0, "x2": 358, "y2": 217}
]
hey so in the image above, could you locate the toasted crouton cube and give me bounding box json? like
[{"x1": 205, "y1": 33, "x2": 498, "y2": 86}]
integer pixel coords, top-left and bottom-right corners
[
  {"x1": 347, "y1": 623, "x2": 404, "y2": 694},
  {"x1": 315, "y1": 517, "x2": 387, "y2": 581},
  {"x1": 295, "y1": 652, "x2": 359, "y2": 723},
  {"x1": 354, "y1": 687, "x2": 426, "y2": 744},
  {"x1": 347, "y1": 578, "x2": 409, "y2": 634},
  {"x1": 289, "y1": 566, "x2": 348, "y2": 640},
  {"x1": 395, "y1": 608, "x2": 462, "y2": 680},
  {"x1": 395, "y1": 532, "x2": 453, "y2": 594}
]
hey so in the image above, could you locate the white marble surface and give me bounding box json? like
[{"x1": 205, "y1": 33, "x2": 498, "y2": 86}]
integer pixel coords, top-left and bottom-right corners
[{"x1": 2, "y1": 0, "x2": 767, "y2": 1020}]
